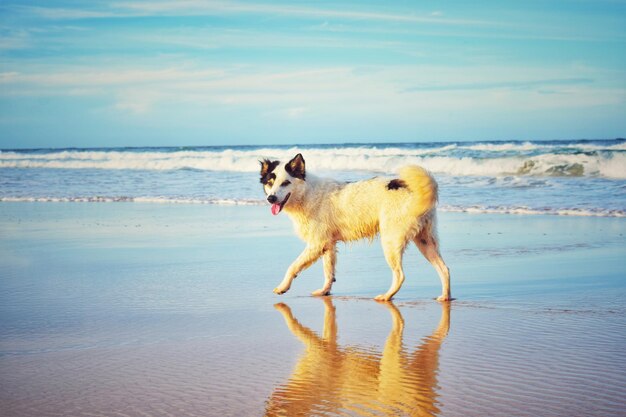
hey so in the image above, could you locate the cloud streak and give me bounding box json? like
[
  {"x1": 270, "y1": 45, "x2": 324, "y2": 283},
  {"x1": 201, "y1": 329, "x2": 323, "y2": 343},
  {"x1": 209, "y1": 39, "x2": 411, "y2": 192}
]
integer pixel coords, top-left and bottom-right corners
[
  {"x1": 118, "y1": 0, "x2": 495, "y2": 26},
  {"x1": 15, "y1": 1, "x2": 497, "y2": 27},
  {"x1": 2, "y1": 63, "x2": 619, "y2": 116},
  {"x1": 404, "y1": 78, "x2": 595, "y2": 93}
]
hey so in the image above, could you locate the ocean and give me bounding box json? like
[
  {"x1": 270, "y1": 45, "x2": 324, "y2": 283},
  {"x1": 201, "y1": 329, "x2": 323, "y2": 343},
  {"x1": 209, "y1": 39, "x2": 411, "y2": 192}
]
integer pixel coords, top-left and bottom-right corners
[
  {"x1": 1, "y1": 138, "x2": 625, "y2": 217},
  {"x1": 2, "y1": 141, "x2": 626, "y2": 416}
]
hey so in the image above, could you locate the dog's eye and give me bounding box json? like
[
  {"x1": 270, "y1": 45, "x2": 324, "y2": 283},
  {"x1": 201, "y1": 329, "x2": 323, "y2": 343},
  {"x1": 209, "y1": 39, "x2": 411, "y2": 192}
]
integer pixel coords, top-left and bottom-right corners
[{"x1": 281, "y1": 180, "x2": 291, "y2": 187}]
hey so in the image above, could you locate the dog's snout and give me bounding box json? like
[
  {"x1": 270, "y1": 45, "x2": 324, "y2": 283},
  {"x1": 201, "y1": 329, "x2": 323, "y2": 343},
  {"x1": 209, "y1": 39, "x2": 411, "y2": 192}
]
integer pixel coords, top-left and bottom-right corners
[{"x1": 267, "y1": 195, "x2": 278, "y2": 204}]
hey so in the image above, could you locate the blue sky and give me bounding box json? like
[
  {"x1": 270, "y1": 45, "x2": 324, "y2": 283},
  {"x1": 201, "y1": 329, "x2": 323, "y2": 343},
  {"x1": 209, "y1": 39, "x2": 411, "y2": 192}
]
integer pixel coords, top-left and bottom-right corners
[{"x1": 0, "y1": 0, "x2": 625, "y2": 148}]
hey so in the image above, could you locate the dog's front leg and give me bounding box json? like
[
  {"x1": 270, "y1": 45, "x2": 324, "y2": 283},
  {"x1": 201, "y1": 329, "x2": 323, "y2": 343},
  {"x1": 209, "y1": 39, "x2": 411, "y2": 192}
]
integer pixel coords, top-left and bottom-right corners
[
  {"x1": 274, "y1": 245, "x2": 324, "y2": 295},
  {"x1": 311, "y1": 245, "x2": 336, "y2": 296}
]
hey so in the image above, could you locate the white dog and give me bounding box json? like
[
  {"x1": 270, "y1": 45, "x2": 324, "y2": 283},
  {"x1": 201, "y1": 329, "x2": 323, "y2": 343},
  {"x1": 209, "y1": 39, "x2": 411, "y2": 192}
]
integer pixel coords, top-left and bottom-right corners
[{"x1": 260, "y1": 154, "x2": 451, "y2": 302}]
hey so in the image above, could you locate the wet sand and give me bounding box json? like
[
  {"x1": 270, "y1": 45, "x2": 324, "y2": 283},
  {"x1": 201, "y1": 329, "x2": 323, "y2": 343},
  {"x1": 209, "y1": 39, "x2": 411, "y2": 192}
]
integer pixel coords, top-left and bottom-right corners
[{"x1": 1, "y1": 203, "x2": 625, "y2": 416}]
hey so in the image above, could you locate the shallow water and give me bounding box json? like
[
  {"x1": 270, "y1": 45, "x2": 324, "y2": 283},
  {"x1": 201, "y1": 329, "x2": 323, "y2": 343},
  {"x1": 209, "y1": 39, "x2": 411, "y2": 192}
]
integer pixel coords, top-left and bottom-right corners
[
  {"x1": 2, "y1": 139, "x2": 626, "y2": 217},
  {"x1": 1, "y1": 203, "x2": 625, "y2": 416}
]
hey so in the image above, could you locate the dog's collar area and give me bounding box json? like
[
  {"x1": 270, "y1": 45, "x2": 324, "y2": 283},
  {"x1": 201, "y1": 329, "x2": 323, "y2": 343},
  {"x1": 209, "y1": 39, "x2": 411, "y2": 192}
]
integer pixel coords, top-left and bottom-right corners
[{"x1": 271, "y1": 193, "x2": 291, "y2": 215}]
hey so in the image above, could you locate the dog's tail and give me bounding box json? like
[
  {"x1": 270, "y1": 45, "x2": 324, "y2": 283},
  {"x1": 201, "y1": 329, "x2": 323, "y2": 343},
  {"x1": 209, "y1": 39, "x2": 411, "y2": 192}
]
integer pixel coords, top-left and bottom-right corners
[{"x1": 399, "y1": 165, "x2": 438, "y2": 217}]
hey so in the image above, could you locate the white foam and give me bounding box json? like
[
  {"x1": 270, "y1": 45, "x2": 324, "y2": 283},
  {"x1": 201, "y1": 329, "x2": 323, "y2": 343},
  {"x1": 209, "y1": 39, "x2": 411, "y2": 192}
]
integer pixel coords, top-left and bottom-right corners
[
  {"x1": 1, "y1": 196, "x2": 623, "y2": 217},
  {"x1": 460, "y1": 141, "x2": 626, "y2": 152},
  {"x1": 462, "y1": 141, "x2": 539, "y2": 152},
  {"x1": 0, "y1": 196, "x2": 264, "y2": 205},
  {"x1": 440, "y1": 205, "x2": 626, "y2": 218},
  {"x1": 1, "y1": 144, "x2": 625, "y2": 178}
]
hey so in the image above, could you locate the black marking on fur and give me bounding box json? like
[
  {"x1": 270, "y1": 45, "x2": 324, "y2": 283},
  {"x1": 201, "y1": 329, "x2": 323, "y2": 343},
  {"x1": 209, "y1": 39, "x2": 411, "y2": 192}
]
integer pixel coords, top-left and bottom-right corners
[
  {"x1": 420, "y1": 238, "x2": 428, "y2": 245},
  {"x1": 261, "y1": 172, "x2": 276, "y2": 186},
  {"x1": 260, "y1": 159, "x2": 279, "y2": 184},
  {"x1": 387, "y1": 179, "x2": 407, "y2": 190},
  {"x1": 286, "y1": 153, "x2": 306, "y2": 180}
]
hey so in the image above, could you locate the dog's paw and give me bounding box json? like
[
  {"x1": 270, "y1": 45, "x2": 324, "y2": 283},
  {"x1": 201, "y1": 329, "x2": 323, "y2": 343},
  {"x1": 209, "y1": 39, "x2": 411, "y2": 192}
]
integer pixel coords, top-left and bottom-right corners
[
  {"x1": 436, "y1": 294, "x2": 452, "y2": 302},
  {"x1": 273, "y1": 287, "x2": 288, "y2": 295},
  {"x1": 374, "y1": 294, "x2": 392, "y2": 302},
  {"x1": 311, "y1": 289, "x2": 330, "y2": 296}
]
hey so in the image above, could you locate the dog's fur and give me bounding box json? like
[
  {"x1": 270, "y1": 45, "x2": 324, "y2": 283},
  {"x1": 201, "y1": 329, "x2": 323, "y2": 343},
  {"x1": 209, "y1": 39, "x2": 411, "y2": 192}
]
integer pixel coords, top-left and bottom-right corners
[{"x1": 260, "y1": 153, "x2": 451, "y2": 301}]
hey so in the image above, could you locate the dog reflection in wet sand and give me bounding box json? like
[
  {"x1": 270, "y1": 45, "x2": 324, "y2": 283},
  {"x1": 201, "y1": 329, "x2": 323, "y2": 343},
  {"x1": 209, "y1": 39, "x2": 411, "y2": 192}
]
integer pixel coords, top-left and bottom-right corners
[{"x1": 265, "y1": 299, "x2": 451, "y2": 417}]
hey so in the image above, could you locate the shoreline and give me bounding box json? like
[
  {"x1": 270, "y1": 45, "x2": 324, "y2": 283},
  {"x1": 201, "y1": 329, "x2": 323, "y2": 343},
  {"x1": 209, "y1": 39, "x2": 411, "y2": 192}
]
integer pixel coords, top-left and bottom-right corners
[{"x1": 0, "y1": 199, "x2": 623, "y2": 218}]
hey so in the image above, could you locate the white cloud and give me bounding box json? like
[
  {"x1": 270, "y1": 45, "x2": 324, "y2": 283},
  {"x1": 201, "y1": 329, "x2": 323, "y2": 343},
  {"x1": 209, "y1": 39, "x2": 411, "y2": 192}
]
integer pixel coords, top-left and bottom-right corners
[
  {"x1": 0, "y1": 67, "x2": 225, "y2": 87},
  {"x1": 114, "y1": 99, "x2": 152, "y2": 114},
  {"x1": 286, "y1": 107, "x2": 307, "y2": 118},
  {"x1": 0, "y1": 30, "x2": 30, "y2": 50},
  {"x1": 133, "y1": 29, "x2": 412, "y2": 52},
  {"x1": 19, "y1": 6, "x2": 119, "y2": 19},
  {"x1": 21, "y1": 1, "x2": 495, "y2": 27},
  {"x1": 1, "y1": 62, "x2": 623, "y2": 120}
]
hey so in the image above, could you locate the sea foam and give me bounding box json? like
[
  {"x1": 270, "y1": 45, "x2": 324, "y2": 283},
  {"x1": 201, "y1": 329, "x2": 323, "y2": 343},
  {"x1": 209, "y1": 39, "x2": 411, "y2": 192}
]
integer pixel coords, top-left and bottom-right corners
[
  {"x1": 1, "y1": 197, "x2": 624, "y2": 217},
  {"x1": 1, "y1": 143, "x2": 624, "y2": 178},
  {"x1": 2, "y1": 140, "x2": 624, "y2": 217}
]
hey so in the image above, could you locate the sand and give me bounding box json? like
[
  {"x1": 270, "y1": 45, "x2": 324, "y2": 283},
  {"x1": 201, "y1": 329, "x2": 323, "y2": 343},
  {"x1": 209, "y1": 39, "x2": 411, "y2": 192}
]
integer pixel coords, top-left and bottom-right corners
[{"x1": 0, "y1": 202, "x2": 625, "y2": 417}]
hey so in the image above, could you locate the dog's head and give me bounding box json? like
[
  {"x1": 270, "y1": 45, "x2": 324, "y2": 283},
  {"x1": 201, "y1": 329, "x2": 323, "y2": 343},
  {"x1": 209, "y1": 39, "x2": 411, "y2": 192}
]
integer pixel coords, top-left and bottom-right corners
[{"x1": 259, "y1": 153, "x2": 306, "y2": 215}]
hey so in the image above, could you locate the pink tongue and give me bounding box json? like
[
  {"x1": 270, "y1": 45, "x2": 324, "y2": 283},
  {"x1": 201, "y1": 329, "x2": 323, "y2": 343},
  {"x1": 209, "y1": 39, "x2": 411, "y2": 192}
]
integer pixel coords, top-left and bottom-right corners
[{"x1": 271, "y1": 203, "x2": 281, "y2": 215}]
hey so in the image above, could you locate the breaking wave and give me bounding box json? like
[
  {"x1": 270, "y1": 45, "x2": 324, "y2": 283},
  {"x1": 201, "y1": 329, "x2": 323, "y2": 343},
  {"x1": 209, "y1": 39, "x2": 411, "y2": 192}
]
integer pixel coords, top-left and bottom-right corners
[
  {"x1": 2, "y1": 140, "x2": 624, "y2": 217},
  {"x1": 1, "y1": 140, "x2": 625, "y2": 178}
]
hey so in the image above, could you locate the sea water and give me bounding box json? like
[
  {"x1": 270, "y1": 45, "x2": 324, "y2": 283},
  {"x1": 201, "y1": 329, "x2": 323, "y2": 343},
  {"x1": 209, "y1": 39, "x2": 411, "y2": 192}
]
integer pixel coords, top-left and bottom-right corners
[
  {"x1": 1, "y1": 139, "x2": 625, "y2": 216},
  {"x1": 1, "y1": 139, "x2": 626, "y2": 416}
]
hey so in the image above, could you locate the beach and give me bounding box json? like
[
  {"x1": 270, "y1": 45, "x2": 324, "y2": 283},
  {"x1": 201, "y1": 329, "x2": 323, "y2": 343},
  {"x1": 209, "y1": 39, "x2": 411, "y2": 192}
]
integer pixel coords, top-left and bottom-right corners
[
  {"x1": 1, "y1": 202, "x2": 624, "y2": 417},
  {"x1": 1, "y1": 0, "x2": 625, "y2": 413}
]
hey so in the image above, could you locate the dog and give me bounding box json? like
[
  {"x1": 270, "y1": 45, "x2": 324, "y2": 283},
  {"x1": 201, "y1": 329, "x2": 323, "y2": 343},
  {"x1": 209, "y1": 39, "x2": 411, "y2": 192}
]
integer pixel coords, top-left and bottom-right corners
[{"x1": 260, "y1": 153, "x2": 451, "y2": 301}]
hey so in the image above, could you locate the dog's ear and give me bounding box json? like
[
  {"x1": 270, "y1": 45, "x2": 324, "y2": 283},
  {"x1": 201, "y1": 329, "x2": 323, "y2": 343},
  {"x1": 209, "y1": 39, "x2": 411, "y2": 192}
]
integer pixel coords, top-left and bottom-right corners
[
  {"x1": 286, "y1": 153, "x2": 306, "y2": 180},
  {"x1": 260, "y1": 159, "x2": 279, "y2": 184}
]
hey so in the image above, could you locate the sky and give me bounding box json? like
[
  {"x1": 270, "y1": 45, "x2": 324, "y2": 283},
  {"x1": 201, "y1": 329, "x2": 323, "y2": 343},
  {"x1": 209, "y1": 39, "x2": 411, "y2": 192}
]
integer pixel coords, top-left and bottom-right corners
[{"x1": 0, "y1": 0, "x2": 625, "y2": 149}]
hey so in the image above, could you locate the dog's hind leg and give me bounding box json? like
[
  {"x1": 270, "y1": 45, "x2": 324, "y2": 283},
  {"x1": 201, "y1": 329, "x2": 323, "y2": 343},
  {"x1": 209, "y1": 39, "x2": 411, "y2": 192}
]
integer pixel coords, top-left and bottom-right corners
[
  {"x1": 414, "y1": 232, "x2": 451, "y2": 302},
  {"x1": 375, "y1": 235, "x2": 408, "y2": 302},
  {"x1": 274, "y1": 245, "x2": 325, "y2": 295},
  {"x1": 312, "y1": 245, "x2": 336, "y2": 296}
]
